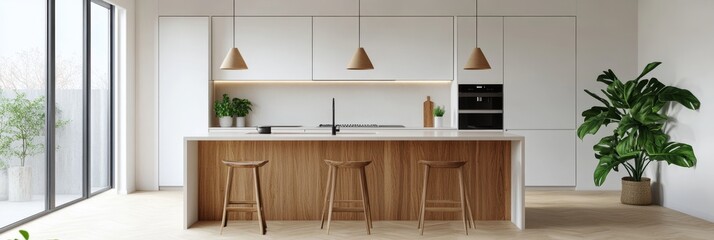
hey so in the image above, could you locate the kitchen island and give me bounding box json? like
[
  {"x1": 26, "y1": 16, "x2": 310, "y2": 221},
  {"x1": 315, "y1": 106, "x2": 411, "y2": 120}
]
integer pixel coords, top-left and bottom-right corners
[{"x1": 183, "y1": 130, "x2": 525, "y2": 230}]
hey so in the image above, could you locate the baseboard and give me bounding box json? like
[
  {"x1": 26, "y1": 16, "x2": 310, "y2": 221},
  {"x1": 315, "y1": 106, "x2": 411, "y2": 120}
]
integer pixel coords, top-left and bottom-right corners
[{"x1": 159, "y1": 186, "x2": 183, "y2": 191}]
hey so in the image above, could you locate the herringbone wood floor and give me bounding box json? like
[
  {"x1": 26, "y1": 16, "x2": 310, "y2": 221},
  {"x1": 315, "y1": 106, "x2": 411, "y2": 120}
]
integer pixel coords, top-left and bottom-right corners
[{"x1": 1, "y1": 190, "x2": 713, "y2": 239}]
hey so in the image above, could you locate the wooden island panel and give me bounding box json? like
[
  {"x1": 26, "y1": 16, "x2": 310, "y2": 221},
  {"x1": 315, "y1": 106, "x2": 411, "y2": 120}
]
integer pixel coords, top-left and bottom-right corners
[{"x1": 197, "y1": 141, "x2": 510, "y2": 221}]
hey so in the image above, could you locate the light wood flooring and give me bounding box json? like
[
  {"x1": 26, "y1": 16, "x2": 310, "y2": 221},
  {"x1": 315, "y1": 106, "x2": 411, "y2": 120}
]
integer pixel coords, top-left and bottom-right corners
[{"x1": 1, "y1": 190, "x2": 713, "y2": 239}]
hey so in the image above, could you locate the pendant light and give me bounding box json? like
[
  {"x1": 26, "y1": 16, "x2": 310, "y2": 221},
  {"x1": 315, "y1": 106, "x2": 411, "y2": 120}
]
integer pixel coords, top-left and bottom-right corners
[
  {"x1": 220, "y1": 0, "x2": 248, "y2": 70},
  {"x1": 347, "y1": 0, "x2": 374, "y2": 70},
  {"x1": 464, "y1": 0, "x2": 491, "y2": 70}
]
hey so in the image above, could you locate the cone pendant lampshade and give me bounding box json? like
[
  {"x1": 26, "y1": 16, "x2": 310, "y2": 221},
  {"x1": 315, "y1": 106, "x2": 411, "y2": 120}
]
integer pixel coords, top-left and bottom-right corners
[
  {"x1": 464, "y1": 47, "x2": 491, "y2": 70},
  {"x1": 220, "y1": 47, "x2": 248, "y2": 70},
  {"x1": 347, "y1": 47, "x2": 374, "y2": 70}
]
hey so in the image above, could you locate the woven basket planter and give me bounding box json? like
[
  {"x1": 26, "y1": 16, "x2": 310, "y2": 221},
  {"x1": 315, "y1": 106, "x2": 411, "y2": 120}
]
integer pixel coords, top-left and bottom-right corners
[{"x1": 621, "y1": 177, "x2": 652, "y2": 205}]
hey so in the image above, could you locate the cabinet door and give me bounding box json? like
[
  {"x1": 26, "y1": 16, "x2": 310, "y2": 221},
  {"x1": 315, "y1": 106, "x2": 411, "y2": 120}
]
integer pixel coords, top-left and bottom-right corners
[
  {"x1": 212, "y1": 17, "x2": 312, "y2": 81},
  {"x1": 503, "y1": 17, "x2": 576, "y2": 130},
  {"x1": 509, "y1": 130, "x2": 576, "y2": 186},
  {"x1": 313, "y1": 17, "x2": 454, "y2": 80},
  {"x1": 159, "y1": 17, "x2": 210, "y2": 186},
  {"x1": 457, "y1": 17, "x2": 503, "y2": 84}
]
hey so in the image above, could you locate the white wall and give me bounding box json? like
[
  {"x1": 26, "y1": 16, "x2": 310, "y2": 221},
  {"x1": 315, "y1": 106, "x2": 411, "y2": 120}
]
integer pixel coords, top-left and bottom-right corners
[
  {"x1": 575, "y1": 0, "x2": 638, "y2": 190},
  {"x1": 639, "y1": 0, "x2": 714, "y2": 222},
  {"x1": 214, "y1": 82, "x2": 452, "y2": 127},
  {"x1": 107, "y1": 0, "x2": 137, "y2": 194},
  {"x1": 134, "y1": 0, "x2": 159, "y2": 191}
]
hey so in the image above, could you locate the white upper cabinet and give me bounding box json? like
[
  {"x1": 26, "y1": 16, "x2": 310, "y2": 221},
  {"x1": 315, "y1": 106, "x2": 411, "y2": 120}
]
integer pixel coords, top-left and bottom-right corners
[
  {"x1": 503, "y1": 17, "x2": 576, "y2": 130},
  {"x1": 457, "y1": 17, "x2": 503, "y2": 84},
  {"x1": 212, "y1": 17, "x2": 312, "y2": 81},
  {"x1": 313, "y1": 17, "x2": 454, "y2": 81}
]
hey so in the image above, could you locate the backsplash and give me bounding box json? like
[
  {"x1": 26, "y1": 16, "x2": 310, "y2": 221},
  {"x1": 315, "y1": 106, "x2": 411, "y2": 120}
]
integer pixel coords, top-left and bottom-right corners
[{"x1": 212, "y1": 81, "x2": 452, "y2": 128}]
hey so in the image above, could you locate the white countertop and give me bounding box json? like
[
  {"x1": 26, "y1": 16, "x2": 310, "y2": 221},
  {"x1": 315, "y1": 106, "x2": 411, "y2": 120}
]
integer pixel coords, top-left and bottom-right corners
[{"x1": 186, "y1": 129, "x2": 524, "y2": 141}]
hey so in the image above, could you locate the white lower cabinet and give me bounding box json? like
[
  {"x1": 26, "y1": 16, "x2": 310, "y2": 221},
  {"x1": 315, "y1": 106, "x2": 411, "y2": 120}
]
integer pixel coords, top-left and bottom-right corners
[
  {"x1": 158, "y1": 17, "x2": 210, "y2": 186},
  {"x1": 508, "y1": 130, "x2": 576, "y2": 186}
]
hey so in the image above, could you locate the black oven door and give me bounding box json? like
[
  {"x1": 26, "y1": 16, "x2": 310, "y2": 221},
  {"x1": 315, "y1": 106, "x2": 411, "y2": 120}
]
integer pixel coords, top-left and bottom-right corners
[
  {"x1": 458, "y1": 95, "x2": 503, "y2": 110},
  {"x1": 458, "y1": 110, "x2": 503, "y2": 130}
]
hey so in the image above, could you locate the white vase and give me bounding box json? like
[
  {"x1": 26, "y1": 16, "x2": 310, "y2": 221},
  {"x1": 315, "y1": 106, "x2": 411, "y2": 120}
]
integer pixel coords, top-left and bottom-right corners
[
  {"x1": 9, "y1": 166, "x2": 32, "y2": 202},
  {"x1": 218, "y1": 116, "x2": 233, "y2": 128},
  {"x1": 434, "y1": 116, "x2": 443, "y2": 128},
  {"x1": 0, "y1": 168, "x2": 8, "y2": 201},
  {"x1": 236, "y1": 117, "x2": 246, "y2": 127}
]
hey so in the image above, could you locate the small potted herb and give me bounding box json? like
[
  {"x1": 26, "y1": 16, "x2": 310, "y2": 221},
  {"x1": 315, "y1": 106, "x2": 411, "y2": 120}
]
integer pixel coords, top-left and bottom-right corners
[
  {"x1": 433, "y1": 105, "x2": 445, "y2": 128},
  {"x1": 232, "y1": 97, "x2": 253, "y2": 127},
  {"x1": 214, "y1": 94, "x2": 234, "y2": 127}
]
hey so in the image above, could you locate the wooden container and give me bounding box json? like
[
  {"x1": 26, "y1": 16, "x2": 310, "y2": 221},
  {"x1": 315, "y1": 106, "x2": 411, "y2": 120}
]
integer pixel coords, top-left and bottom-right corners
[{"x1": 423, "y1": 96, "x2": 434, "y2": 127}]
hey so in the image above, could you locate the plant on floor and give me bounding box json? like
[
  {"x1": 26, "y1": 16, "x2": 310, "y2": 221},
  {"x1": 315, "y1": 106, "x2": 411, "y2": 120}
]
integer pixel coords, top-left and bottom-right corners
[
  {"x1": 214, "y1": 94, "x2": 234, "y2": 118},
  {"x1": 232, "y1": 97, "x2": 252, "y2": 117},
  {"x1": 433, "y1": 105, "x2": 445, "y2": 117},
  {"x1": 578, "y1": 62, "x2": 700, "y2": 186}
]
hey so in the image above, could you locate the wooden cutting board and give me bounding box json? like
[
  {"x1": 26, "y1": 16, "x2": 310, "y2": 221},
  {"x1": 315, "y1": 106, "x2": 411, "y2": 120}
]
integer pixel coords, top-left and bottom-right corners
[{"x1": 423, "y1": 96, "x2": 434, "y2": 127}]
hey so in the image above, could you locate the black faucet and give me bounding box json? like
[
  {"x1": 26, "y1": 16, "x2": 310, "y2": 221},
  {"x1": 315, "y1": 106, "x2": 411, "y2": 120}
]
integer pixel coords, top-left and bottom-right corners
[{"x1": 332, "y1": 98, "x2": 340, "y2": 135}]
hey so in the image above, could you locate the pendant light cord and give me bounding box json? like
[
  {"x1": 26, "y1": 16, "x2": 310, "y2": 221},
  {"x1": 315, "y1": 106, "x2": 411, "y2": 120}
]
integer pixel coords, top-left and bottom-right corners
[
  {"x1": 474, "y1": 0, "x2": 478, "y2": 47},
  {"x1": 358, "y1": 0, "x2": 361, "y2": 48},
  {"x1": 232, "y1": 0, "x2": 236, "y2": 48}
]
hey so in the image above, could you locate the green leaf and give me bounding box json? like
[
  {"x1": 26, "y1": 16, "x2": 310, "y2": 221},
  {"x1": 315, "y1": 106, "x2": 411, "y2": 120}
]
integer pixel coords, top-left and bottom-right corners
[
  {"x1": 659, "y1": 86, "x2": 701, "y2": 110},
  {"x1": 647, "y1": 142, "x2": 697, "y2": 167},
  {"x1": 20, "y1": 230, "x2": 29, "y2": 240},
  {"x1": 596, "y1": 70, "x2": 618, "y2": 85},
  {"x1": 578, "y1": 112, "x2": 607, "y2": 139},
  {"x1": 615, "y1": 115, "x2": 638, "y2": 136},
  {"x1": 636, "y1": 62, "x2": 662, "y2": 81},
  {"x1": 594, "y1": 155, "x2": 622, "y2": 186},
  {"x1": 584, "y1": 90, "x2": 611, "y2": 108}
]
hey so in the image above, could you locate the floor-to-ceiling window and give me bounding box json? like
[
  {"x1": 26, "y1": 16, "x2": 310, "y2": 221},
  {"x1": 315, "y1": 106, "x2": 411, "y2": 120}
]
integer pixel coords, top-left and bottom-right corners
[
  {"x1": 0, "y1": 0, "x2": 114, "y2": 231},
  {"x1": 55, "y1": 0, "x2": 85, "y2": 207},
  {"x1": 89, "y1": 0, "x2": 112, "y2": 194},
  {"x1": 0, "y1": 0, "x2": 48, "y2": 228}
]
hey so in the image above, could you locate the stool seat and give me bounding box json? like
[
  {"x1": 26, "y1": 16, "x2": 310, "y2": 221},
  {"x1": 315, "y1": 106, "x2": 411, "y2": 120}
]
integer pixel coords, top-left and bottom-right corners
[
  {"x1": 324, "y1": 160, "x2": 372, "y2": 168},
  {"x1": 418, "y1": 160, "x2": 467, "y2": 168},
  {"x1": 222, "y1": 160, "x2": 269, "y2": 168}
]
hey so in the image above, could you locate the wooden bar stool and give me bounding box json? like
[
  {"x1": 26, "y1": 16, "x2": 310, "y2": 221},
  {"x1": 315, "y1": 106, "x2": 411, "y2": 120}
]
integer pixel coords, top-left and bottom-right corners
[
  {"x1": 219, "y1": 160, "x2": 269, "y2": 235},
  {"x1": 319, "y1": 160, "x2": 374, "y2": 235},
  {"x1": 417, "y1": 160, "x2": 475, "y2": 235}
]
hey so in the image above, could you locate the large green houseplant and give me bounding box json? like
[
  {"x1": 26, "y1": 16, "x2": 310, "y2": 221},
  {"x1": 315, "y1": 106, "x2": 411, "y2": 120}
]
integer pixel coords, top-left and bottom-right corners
[{"x1": 578, "y1": 62, "x2": 700, "y2": 205}]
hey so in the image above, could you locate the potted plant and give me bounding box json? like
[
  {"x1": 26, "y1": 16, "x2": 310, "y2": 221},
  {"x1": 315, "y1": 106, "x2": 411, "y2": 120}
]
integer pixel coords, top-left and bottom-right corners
[
  {"x1": 3, "y1": 93, "x2": 46, "y2": 202},
  {"x1": 232, "y1": 97, "x2": 252, "y2": 127},
  {"x1": 433, "y1": 105, "x2": 445, "y2": 128},
  {"x1": 578, "y1": 62, "x2": 700, "y2": 205},
  {"x1": 214, "y1": 94, "x2": 234, "y2": 128}
]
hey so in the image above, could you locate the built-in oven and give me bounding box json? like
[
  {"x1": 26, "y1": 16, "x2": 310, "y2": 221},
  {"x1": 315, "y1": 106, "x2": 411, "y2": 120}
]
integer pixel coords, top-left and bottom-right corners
[{"x1": 458, "y1": 84, "x2": 504, "y2": 130}]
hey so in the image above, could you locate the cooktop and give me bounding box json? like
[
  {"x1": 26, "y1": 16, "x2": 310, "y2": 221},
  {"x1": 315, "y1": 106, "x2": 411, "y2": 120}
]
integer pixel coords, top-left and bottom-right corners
[{"x1": 318, "y1": 124, "x2": 405, "y2": 128}]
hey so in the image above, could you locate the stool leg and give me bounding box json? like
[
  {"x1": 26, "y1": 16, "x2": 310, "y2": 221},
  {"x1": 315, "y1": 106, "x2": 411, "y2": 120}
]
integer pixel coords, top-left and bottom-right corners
[
  {"x1": 220, "y1": 168, "x2": 234, "y2": 234},
  {"x1": 320, "y1": 166, "x2": 333, "y2": 229},
  {"x1": 358, "y1": 167, "x2": 371, "y2": 235},
  {"x1": 360, "y1": 167, "x2": 373, "y2": 229},
  {"x1": 326, "y1": 166, "x2": 338, "y2": 234},
  {"x1": 458, "y1": 168, "x2": 468, "y2": 235},
  {"x1": 465, "y1": 180, "x2": 475, "y2": 229},
  {"x1": 253, "y1": 168, "x2": 266, "y2": 235},
  {"x1": 419, "y1": 165, "x2": 429, "y2": 235}
]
